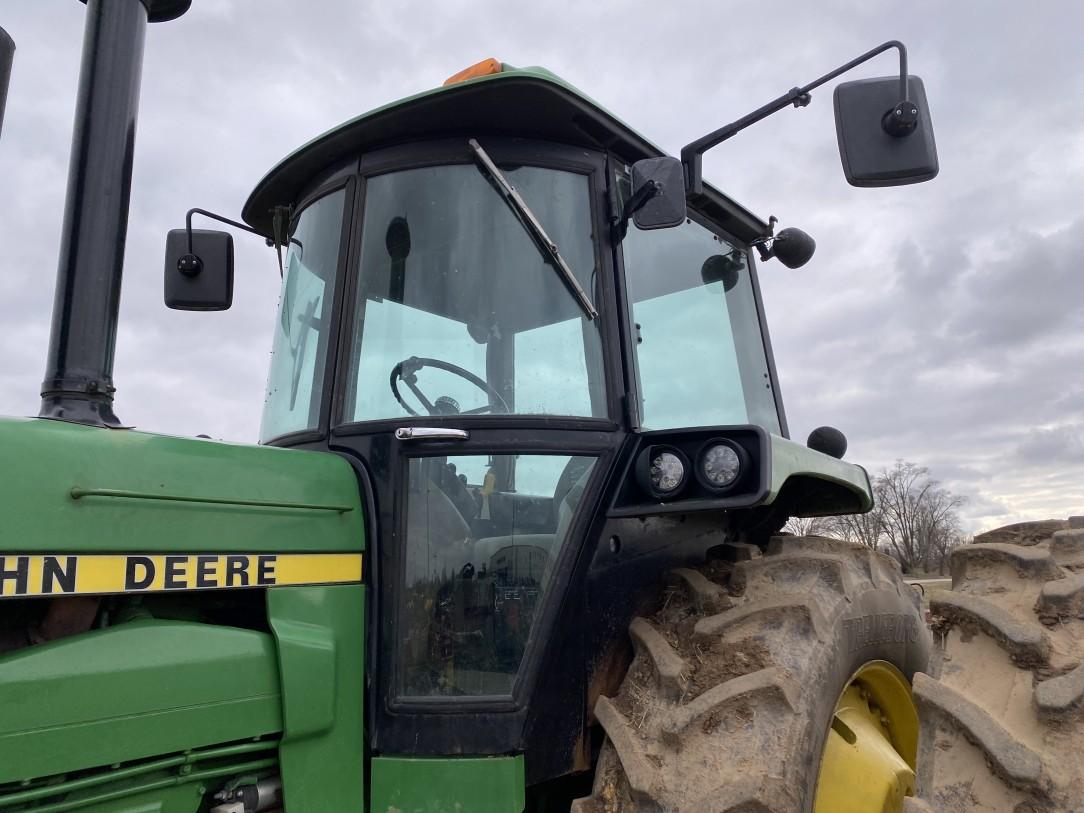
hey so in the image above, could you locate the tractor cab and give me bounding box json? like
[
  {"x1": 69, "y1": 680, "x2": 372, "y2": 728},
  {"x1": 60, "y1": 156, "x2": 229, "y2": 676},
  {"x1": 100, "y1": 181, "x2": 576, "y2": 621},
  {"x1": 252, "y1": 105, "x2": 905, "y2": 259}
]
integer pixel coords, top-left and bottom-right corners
[
  {"x1": 252, "y1": 126, "x2": 784, "y2": 700},
  {"x1": 170, "y1": 61, "x2": 876, "y2": 770},
  {"x1": 153, "y1": 46, "x2": 936, "y2": 791}
]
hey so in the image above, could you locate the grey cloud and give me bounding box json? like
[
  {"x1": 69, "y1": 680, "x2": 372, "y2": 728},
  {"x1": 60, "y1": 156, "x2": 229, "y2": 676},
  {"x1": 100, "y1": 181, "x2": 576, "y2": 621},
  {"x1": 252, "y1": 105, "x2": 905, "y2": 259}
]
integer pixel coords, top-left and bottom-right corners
[
  {"x1": 2, "y1": 1, "x2": 1084, "y2": 532},
  {"x1": 1016, "y1": 423, "x2": 1084, "y2": 466}
]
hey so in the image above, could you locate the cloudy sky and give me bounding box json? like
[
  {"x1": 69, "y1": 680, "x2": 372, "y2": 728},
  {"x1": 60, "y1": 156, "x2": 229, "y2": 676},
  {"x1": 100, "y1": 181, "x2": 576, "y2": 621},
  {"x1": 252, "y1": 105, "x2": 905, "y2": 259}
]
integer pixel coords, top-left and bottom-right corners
[{"x1": 1, "y1": 1, "x2": 1081, "y2": 533}]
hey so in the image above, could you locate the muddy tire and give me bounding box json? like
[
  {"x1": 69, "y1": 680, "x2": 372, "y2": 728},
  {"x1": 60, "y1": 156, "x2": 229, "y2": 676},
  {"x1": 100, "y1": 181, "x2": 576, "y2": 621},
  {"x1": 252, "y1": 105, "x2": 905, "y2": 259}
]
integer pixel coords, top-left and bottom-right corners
[
  {"x1": 910, "y1": 520, "x2": 1084, "y2": 813},
  {"x1": 571, "y1": 535, "x2": 931, "y2": 812}
]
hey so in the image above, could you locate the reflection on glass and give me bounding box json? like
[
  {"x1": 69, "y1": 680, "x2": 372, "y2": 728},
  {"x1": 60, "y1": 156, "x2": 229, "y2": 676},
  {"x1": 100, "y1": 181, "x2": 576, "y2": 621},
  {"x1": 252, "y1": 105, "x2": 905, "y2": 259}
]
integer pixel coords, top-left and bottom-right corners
[
  {"x1": 623, "y1": 215, "x2": 781, "y2": 434},
  {"x1": 400, "y1": 454, "x2": 595, "y2": 697},
  {"x1": 260, "y1": 190, "x2": 345, "y2": 441},
  {"x1": 346, "y1": 163, "x2": 606, "y2": 422}
]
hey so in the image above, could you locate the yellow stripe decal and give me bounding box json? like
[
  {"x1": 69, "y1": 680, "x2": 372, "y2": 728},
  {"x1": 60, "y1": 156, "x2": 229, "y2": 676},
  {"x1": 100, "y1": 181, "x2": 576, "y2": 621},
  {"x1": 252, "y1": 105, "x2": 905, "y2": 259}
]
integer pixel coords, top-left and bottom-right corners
[{"x1": 0, "y1": 553, "x2": 363, "y2": 598}]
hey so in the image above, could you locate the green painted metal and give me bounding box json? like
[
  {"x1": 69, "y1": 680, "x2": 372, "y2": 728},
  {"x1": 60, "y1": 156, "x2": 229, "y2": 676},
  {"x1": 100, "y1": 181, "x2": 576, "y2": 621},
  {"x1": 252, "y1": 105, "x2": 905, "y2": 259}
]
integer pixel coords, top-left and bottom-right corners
[
  {"x1": 241, "y1": 63, "x2": 764, "y2": 240},
  {"x1": 0, "y1": 618, "x2": 282, "y2": 783},
  {"x1": 15, "y1": 760, "x2": 276, "y2": 813},
  {"x1": 68, "y1": 486, "x2": 354, "y2": 513},
  {"x1": 18, "y1": 782, "x2": 207, "y2": 813},
  {"x1": 0, "y1": 747, "x2": 277, "y2": 813},
  {"x1": 0, "y1": 417, "x2": 364, "y2": 553},
  {"x1": 268, "y1": 585, "x2": 366, "y2": 812},
  {"x1": 249, "y1": 64, "x2": 615, "y2": 190},
  {"x1": 370, "y1": 755, "x2": 526, "y2": 813},
  {"x1": 764, "y1": 433, "x2": 874, "y2": 513},
  {"x1": 0, "y1": 741, "x2": 272, "y2": 807}
]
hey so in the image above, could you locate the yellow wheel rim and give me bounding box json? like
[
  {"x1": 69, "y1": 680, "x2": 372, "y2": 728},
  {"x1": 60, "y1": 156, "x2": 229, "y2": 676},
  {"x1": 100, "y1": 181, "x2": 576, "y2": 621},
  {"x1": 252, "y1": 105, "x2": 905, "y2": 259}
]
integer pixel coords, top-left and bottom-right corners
[{"x1": 812, "y1": 661, "x2": 919, "y2": 813}]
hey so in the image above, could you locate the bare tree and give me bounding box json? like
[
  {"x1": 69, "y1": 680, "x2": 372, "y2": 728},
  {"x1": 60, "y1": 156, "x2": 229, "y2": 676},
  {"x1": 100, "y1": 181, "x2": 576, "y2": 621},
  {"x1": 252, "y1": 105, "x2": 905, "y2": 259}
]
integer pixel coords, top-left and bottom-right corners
[
  {"x1": 920, "y1": 494, "x2": 968, "y2": 574},
  {"x1": 831, "y1": 503, "x2": 885, "y2": 551},
  {"x1": 783, "y1": 515, "x2": 833, "y2": 536},
  {"x1": 782, "y1": 460, "x2": 965, "y2": 569},
  {"x1": 876, "y1": 460, "x2": 965, "y2": 574}
]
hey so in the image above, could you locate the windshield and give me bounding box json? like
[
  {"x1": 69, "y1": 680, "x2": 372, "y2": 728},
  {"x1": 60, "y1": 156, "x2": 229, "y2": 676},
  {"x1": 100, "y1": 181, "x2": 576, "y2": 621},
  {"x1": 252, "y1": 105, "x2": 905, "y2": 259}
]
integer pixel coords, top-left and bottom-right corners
[
  {"x1": 343, "y1": 162, "x2": 606, "y2": 422},
  {"x1": 622, "y1": 212, "x2": 782, "y2": 434}
]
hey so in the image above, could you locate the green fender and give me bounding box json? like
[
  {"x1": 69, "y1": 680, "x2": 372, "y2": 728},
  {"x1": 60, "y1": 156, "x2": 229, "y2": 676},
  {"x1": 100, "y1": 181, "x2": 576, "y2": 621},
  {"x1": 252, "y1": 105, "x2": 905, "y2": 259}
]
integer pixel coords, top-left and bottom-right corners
[{"x1": 762, "y1": 433, "x2": 874, "y2": 516}]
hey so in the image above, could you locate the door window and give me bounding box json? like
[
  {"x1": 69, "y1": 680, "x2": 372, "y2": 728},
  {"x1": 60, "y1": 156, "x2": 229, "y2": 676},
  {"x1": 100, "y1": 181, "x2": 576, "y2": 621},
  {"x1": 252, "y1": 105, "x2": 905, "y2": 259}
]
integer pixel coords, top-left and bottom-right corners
[{"x1": 398, "y1": 453, "x2": 595, "y2": 697}]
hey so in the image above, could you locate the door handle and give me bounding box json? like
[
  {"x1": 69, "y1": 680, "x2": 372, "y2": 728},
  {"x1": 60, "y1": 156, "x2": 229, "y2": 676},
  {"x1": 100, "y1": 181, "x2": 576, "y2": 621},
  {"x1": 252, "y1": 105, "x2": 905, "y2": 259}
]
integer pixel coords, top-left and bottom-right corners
[{"x1": 394, "y1": 427, "x2": 470, "y2": 441}]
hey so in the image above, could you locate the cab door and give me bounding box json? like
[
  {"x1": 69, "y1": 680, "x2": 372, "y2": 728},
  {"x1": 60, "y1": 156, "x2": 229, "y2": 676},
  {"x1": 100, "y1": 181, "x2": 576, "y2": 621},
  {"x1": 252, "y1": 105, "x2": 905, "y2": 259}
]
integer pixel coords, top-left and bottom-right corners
[{"x1": 329, "y1": 137, "x2": 626, "y2": 760}]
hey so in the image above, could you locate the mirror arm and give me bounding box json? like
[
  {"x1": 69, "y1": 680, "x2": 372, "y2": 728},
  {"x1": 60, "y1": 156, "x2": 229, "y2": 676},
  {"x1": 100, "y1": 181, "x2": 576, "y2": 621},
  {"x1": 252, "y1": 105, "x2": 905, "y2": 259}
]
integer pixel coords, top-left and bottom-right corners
[
  {"x1": 271, "y1": 205, "x2": 293, "y2": 278},
  {"x1": 611, "y1": 179, "x2": 661, "y2": 243},
  {"x1": 181, "y1": 207, "x2": 294, "y2": 277},
  {"x1": 680, "y1": 40, "x2": 910, "y2": 195},
  {"x1": 752, "y1": 215, "x2": 778, "y2": 262},
  {"x1": 180, "y1": 208, "x2": 262, "y2": 276}
]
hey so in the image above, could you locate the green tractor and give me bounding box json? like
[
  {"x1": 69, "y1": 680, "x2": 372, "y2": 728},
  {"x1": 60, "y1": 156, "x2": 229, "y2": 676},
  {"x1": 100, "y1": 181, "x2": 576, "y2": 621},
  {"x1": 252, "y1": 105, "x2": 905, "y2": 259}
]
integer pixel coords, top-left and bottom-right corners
[{"x1": 0, "y1": 2, "x2": 944, "y2": 811}]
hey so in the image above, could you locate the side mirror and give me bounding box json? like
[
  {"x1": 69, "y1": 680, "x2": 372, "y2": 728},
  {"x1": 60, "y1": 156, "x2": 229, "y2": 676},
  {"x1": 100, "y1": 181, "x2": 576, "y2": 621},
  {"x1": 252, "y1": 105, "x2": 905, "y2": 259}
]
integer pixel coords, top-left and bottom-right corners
[
  {"x1": 630, "y1": 156, "x2": 686, "y2": 230},
  {"x1": 164, "y1": 228, "x2": 234, "y2": 310},
  {"x1": 834, "y1": 75, "x2": 938, "y2": 187},
  {"x1": 0, "y1": 27, "x2": 14, "y2": 140}
]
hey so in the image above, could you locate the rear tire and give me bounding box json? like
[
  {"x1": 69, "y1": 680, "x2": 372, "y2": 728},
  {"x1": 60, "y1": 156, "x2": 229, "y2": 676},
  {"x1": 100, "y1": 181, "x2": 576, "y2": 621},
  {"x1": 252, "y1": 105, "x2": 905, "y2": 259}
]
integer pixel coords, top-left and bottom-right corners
[
  {"x1": 572, "y1": 535, "x2": 931, "y2": 812},
  {"x1": 909, "y1": 521, "x2": 1084, "y2": 813}
]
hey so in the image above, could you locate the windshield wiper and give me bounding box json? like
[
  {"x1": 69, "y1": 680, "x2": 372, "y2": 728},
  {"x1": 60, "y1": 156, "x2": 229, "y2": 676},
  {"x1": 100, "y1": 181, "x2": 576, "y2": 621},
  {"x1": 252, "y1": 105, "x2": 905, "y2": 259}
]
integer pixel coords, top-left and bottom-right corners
[{"x1": 469, "y1": 138, "x2": 597, "y2": 320}]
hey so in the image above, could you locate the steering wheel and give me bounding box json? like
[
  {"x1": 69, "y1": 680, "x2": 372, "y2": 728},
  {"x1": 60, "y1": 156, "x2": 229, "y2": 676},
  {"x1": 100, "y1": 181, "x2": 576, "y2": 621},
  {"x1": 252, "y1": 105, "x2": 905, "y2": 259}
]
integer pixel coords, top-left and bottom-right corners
[{"x1": 390, "y1": 356, "x2": 511, "y2": 417}]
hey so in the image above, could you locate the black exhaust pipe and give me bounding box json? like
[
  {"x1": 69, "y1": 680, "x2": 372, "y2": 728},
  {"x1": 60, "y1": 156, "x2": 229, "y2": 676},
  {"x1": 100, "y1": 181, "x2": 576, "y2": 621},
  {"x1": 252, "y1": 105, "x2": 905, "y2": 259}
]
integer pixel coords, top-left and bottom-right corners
[
  {"x1": 39, "y1": 0, "x2": 190, "y2": 427},
  {"x1": 0, "y1": 26, "x2": 13, "y2": 141}
]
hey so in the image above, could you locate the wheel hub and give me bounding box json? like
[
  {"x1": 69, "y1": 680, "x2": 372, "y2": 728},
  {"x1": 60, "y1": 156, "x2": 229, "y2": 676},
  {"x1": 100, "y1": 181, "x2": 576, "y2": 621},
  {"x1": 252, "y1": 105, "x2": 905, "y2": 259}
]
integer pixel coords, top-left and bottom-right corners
[{"x1": 813, "y1": 661, "x2": 918, "y2": 813}]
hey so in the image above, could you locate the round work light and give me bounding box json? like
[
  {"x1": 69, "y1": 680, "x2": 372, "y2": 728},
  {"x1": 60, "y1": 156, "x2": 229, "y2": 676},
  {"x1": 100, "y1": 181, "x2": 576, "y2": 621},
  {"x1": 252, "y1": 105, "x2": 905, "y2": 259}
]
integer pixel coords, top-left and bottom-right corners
[
  {"x1": 695, "y1": 439, "x2": 747, "y2": 493},
  {"x1": 635, "y1": 446, "x2": 689, "y2": 500}
]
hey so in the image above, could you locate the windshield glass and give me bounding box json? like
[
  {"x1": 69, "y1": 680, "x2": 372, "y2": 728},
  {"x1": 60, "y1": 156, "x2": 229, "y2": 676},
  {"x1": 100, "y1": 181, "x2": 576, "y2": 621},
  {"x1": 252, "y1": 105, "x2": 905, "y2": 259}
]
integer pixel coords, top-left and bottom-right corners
[
  {"x1": 343, "y1": 162, "x2": 606, "y2": 422},
  {"x1": 260, "y1": 189, "x2": 345, "y2": 442},
  {"x1": 622, "y1": 214, "x2": 781, "y2": 433}
]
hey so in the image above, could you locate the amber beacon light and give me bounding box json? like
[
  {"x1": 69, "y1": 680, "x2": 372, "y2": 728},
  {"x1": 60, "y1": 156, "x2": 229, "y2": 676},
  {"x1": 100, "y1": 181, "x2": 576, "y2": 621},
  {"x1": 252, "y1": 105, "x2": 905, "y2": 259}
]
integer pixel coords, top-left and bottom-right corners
[{"x1": 443, "y1": 57, "x2": 503, "y2": 86}]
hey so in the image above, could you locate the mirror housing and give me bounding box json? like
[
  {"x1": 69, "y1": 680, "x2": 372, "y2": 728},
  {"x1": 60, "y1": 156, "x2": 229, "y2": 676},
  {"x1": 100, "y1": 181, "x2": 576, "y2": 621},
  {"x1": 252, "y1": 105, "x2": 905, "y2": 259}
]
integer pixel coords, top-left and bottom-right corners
[
  {"x1": 771, "y1": 228, "x2": 817, "y2": 269},
  {"x1": 834, "y1": 75, "x2": 938, "y2": 187},
  {"x1": 164, "y1": 228, "x2": 234, "y2": 310},
  {"x1": 0, "y1": 27, "x2": 14, "y2": 140},
  {"x1": 631, "y1": 156, "x2": 686, "y2": 230}
]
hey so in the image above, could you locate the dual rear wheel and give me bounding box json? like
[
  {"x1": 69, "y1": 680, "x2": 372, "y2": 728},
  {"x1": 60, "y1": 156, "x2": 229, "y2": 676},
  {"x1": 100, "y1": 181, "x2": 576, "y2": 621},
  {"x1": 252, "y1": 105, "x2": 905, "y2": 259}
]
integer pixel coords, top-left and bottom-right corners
[{"x1": 908, "y1": 522, "x2": 1084, "y2": 813}]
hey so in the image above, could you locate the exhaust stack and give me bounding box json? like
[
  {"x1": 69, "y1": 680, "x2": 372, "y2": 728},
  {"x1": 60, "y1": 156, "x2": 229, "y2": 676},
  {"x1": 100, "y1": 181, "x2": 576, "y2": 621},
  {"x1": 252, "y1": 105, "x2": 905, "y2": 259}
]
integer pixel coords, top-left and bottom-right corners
[
  {"x1": 39, "y1": 0, "x2": 190, "y2": 427},
  {"x1": 0, "y1": 26, "x2": 13, "y2": 140}
]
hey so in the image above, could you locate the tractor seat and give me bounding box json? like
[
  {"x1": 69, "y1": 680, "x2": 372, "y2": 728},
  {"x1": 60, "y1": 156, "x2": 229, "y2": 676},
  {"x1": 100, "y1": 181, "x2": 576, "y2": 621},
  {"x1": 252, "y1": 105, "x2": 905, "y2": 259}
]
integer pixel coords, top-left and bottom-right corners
[
  {"x1": 472, "y1": 534, "x2": 558, "y2": 569},
  {"x1": 470, "y1": 463, "x2": 592, "y2": 583}
]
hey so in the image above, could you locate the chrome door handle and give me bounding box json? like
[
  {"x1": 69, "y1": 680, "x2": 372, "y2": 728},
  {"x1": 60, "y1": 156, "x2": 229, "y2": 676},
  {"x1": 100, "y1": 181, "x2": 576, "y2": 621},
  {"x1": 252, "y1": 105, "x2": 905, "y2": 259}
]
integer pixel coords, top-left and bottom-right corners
[{"x1": 394, "y1": 427, "x2": 469, "y2": 441}]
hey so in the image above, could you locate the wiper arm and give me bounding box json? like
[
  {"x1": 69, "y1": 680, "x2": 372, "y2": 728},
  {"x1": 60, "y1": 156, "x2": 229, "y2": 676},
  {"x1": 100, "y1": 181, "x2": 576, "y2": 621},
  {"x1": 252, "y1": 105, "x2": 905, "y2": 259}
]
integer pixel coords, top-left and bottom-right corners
[{"x1": 469, "y1": 138, "x2": 597, "y2": 320}]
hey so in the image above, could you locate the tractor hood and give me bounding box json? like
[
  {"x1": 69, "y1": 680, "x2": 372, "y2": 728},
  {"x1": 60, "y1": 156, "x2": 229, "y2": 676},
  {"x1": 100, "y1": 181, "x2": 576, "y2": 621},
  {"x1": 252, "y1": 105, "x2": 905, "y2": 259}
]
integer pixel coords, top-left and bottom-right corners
[
  {"x1": 0, "y1": 417, "x2": 363, "y2": 555},
  {"x1": 241, "y1": 64, "x2": 767, "y2": 244}
]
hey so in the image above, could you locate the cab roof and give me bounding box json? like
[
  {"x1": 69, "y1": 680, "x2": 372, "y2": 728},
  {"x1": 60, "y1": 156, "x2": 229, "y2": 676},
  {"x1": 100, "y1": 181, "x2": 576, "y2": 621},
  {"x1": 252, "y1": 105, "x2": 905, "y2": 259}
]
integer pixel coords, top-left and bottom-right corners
[{"x1": 241, "y1": 64, "x2": 767, "y2": 243}]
